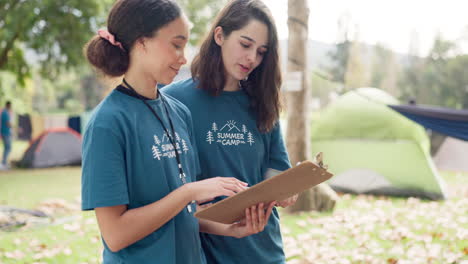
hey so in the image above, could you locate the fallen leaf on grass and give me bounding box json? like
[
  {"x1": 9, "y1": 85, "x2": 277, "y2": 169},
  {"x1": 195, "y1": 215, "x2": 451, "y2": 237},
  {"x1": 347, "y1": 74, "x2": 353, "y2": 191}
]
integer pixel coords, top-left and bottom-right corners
[
  {"x1": 4, "y1": 249, "x2": 25, "y2": 260},
  {"x1": 63, "y1": 222, "x2": 80, "y2": 232},
  {"x1": 91, "y1": 235, "x2": 100, "y2": 244}
]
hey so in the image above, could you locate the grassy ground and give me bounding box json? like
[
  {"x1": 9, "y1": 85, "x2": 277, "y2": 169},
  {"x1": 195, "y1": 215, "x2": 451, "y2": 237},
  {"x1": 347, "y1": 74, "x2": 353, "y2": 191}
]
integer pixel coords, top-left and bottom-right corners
[
  {"x1": 0, "y1": 163, "x2": 467, "y2": 263},
  {"x1": 0, "y1": 167, "x2": 81, "y2": 209},
  {"x1": 281, "y1": 194, "x2": 468, "y2": 263},
  {"x1": 0, "y1": 167, "x2": 101, "y2": 264}
]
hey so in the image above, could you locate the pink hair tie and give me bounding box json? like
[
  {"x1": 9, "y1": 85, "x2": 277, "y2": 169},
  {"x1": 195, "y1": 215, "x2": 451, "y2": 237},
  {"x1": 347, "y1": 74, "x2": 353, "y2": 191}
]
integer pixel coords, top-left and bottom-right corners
[{"x1": 97, "y1": 29, "x2": 125, "y2": 52}]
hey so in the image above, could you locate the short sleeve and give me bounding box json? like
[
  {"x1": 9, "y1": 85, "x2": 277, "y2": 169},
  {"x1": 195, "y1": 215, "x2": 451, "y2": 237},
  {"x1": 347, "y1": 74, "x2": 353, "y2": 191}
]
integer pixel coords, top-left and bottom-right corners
[
  {"x1": 81, "y1": 124, "x2": 129, "y2": 210},
  {"x1": 268, "y1": 122, "x2": 291, "y2": 171}
]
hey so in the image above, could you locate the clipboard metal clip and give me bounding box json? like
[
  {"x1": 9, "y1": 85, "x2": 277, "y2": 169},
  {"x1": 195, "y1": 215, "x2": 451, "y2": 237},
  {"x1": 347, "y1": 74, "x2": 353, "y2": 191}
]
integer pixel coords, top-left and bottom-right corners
[{"x1": 314, "y1": 152, "x2": 329, "y2": 170}]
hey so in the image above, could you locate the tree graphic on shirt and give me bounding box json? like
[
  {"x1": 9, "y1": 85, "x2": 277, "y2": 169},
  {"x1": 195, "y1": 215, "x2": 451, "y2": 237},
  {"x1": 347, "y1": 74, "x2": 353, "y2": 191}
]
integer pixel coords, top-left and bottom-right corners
[
  {"x1": 206, "y1": 131, "x2": 214, "y2": 144},
  {"x1": 212, "y1": 122, "x2": 218, "y2": 132},
  {"x1": 152, "y1": 145, "x2": 162, "y2": 160},
  {"x1": 247, "y1": 132, "x2": 255, "y2": 146},
  {"x1": 175, "y1": 132, "x2": 181, "y2": 142},
  {"x1": 242, "y1": 124, "x2": 248, "y2": 134},
  {"x1": 153, "y1": 135, "x2": 161, "y2": 145},
  {"x1": 182, "y1": 139, "x2": 189, "y2": 153}
]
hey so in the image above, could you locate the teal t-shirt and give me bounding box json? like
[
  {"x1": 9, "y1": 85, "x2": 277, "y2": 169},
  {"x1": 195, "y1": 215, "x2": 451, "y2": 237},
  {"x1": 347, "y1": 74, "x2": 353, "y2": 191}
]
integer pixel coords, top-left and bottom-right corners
[
  {"x1": 1, "y1": 109, "x2": 11, "y2": 136},
  {"x1": 163, "y1": 79, "x2": 291, "y2": 264},
  {"x1": 81, "y1": 87, "x2": 206, "y2": 264}
]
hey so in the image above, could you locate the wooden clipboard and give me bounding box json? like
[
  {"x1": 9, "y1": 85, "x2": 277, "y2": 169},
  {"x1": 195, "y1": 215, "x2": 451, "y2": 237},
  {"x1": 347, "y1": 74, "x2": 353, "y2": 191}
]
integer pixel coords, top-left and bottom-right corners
[{"x1": 194, "y1": 160, "x2": 333, "y2": 224}]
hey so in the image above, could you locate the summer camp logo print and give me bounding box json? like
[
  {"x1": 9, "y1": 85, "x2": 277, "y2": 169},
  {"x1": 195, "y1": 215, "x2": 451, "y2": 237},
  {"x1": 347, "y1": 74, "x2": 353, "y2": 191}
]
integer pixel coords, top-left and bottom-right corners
[
  {"x1": 151, "y1": 131, "x2": 189, "y2": 160},
  {"x1": 206, "y1": 120, "x2": 255, "y2": 146}
]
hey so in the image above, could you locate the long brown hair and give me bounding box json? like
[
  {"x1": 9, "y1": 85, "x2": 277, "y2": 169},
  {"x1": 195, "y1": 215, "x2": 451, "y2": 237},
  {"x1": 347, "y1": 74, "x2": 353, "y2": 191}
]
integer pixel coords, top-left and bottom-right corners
[{"x1": 191, "y1": 0, "x2": 282, "y2": 133}]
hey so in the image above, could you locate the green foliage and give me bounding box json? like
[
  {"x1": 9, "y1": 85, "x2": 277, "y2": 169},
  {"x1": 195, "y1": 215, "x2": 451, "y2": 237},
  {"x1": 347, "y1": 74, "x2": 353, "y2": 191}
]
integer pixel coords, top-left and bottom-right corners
[
  {"x1": 326, "y1": 30, "x2": 468, "y2": 109},
  {"x1": 178, "y1": 0, "x2": 228, "y2": 46},
  {"x1": 327, "y1": 40, "x2": 351, "y2": 84},
  {"x1": 0, "y1": 0, "x2": 226, "y2": 115},
  {"x1": 344, "y1": 40, "x2": 368, "y2": 90},
  {"x1": 0, "y1": 68, "x2": 92, "y2": 114},
  {"x1": 370, "y1": 44, "x2": 400, "y2": 96},
  {"x1": 326, "y1": 13, "x2": 353, "y2": 85},
  {"x1": 370, "y1": 45, "x2": 389, "y2": 87},
  {"x1": 0, "y1": 71, "x2": 34, "y2": 114},
  {"x1": 0, "y1": 0, "x2": 108, "y2": 84},
  {"x1": 310, "y1": 71, "x2": 342, "y2": 107},
  {"x1": 399, "y1": 36, "x2": 468, "y2": 108}
]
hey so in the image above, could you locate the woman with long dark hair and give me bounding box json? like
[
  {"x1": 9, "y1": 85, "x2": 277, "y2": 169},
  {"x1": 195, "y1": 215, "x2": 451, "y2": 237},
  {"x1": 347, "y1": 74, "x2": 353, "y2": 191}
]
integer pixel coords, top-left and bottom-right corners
[{"x1": 164, "y1": 0, "x2": 296, "y2": 263}]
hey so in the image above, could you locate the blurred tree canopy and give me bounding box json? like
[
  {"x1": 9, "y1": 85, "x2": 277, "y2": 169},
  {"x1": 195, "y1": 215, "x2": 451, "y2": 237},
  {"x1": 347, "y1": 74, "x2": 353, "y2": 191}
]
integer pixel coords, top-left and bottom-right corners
[
  {"x1": 370, "y1": 44, "x2": 400, "y2": 97},
  {"x1": 0, "y1": 0, "x2": 229, "y2": 113},
  {"x1": 326, "y1": 28, "x2": 468, "y2": 109},
  {"x1": 0, "y1": 0, "x2": 111, "y2": 87},
  {"x1": 327, "y1": 40, "x2": 350, "y2": 85},
  {"x1": 326, "y1": 13, "x2": 352, "y2": 85},
  {"x1": 178, "y1": 0, "x2": 228, "y2": 46},
  {"x1": 400, "y1": 35, "x2": 468, "y2": 108},
  {"x1": 344, "y1": 37, "x2": 368, "y2": 91},
  {"x1": 0, "y1": 0, "x2": 225, "y2": 86}
]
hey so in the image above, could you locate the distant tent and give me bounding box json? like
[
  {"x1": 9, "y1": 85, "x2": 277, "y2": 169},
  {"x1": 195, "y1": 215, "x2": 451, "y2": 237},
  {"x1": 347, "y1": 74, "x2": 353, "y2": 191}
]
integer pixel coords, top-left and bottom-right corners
[
  {"x1": 19, "y1": 128, "x2": 82, "y2": 168},
  {"x1": 17, "y1": 114, "x2": 32, "y2": 141},
  {"x1": 43, "y1": 114, "x2": 68, "y2": 130},
  {"x1": 68, "y1": 116, "x2": 81, "y2": 134},
  {"x1": 434, "y1": 137, "x2": 468, "y2": 172},
  {"x1": 311, "y1": 88, "x2": 447, "y2": 200}
]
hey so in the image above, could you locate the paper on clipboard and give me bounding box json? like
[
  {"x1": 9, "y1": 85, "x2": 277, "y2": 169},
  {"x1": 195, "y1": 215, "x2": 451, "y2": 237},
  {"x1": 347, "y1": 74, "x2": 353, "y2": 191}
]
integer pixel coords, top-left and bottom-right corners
[{"x1": 194, "y1": 160, "x2": 333, "y2": 224}]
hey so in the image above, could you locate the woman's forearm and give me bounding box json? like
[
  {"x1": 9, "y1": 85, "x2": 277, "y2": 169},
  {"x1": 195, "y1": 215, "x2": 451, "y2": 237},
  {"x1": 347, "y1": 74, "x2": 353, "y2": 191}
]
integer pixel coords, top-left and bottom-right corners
[
  {"x1": 96, "y1": 184, "x2": 194, "y2": 252},
  {"x1": 199, "y1": 218, "x2": 236, "y2": 237}
]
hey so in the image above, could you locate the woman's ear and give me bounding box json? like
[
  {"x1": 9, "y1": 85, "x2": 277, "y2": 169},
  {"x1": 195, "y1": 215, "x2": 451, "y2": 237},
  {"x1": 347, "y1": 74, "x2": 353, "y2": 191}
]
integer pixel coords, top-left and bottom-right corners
[
  {"x1": 134, "y1": 37, "x2": 148, "y2": 53},
  {"x1": 214, "y1": 26, "x2": 224, "y2": 46}
]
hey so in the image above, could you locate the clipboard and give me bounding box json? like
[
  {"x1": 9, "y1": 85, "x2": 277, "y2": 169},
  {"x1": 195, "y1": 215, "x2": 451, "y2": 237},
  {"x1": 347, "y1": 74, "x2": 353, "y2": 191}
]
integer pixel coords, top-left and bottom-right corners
[{"x1": 194, "y1": 160, "x2": 333, "y2": 224}]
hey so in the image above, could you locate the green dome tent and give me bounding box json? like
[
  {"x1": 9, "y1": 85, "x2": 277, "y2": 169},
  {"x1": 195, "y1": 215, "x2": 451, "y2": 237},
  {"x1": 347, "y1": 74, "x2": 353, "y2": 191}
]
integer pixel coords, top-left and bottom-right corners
[{"x1": 311, "y1": 88, "x2": 447, "y2": 200}]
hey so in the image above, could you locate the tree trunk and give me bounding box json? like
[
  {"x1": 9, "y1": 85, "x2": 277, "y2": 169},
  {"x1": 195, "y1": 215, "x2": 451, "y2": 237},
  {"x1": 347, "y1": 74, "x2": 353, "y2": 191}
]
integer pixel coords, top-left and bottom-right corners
[
  {"x1": 286, "y1": 0, "x2": 309, "y2": 163},
  {"x1": 0, "y1": 31, "x2": 20, "y2": 70},
  {"x1": 286, "y1": 0, "x2": 337, "y2": 213}
]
